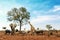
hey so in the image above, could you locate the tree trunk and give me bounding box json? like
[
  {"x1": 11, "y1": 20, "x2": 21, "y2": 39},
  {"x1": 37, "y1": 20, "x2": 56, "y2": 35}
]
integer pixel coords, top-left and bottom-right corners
[
  {"x1": 19, "y1": 20, "x2": 22, "y2": 33},
  {"x1": 48, "y1": 30, "x2": 50, "y2": 37}
]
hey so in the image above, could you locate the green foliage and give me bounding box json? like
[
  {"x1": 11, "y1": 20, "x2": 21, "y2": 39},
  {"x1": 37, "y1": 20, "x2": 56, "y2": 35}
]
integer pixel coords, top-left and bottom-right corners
[
  {"x1": 19, "y1": 7, "x2": 26, "y2": 12},
  {"x1": 7, "y1": 7, "x2": 30, "y2": 32},
  {"x1": 46, "y1": 25, "x2": 52, "y2": 30}
]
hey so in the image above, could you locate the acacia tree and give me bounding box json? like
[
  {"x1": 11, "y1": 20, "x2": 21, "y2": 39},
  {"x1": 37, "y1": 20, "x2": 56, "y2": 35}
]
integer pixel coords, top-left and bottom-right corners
[
  {"x1": 46, "y1": 25, "x2": 52, "y2": 31},
  {"x1": 7, "y1": 7, "x2": 30, "y2": 33},
  {"x1": 46, "y1": 25, "x2": 52, "y2": 36}
]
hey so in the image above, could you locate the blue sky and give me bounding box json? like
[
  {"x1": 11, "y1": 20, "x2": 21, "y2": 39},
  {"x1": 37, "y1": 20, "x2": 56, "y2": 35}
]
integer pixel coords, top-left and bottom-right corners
[{"x1": 0, "y1": 0, "x2": 60, "y2": 30}]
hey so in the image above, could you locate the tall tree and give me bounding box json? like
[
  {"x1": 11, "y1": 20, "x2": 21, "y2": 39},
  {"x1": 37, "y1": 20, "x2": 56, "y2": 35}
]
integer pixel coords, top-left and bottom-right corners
[
  {"x1": 7, "y1": 7, "x2": 30, "y2": 33},
  {"x1": 46, "y1": 25, "x2": 52, "y2": 36}
]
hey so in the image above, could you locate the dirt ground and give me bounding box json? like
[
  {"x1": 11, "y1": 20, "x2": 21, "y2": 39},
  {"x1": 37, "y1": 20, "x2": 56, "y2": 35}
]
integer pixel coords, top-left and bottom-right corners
[{"x1": 0, "y1": 31, "x2": 60, "y2": 40}]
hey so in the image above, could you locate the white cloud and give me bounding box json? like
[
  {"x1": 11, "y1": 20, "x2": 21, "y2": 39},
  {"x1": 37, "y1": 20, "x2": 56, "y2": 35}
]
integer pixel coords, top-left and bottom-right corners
[
  {"x1": 30, "y1": 5, "x2": 60, "y2": 30},
  {"x1": 53, "y1": 6, "x2": 60, "y2": 12},
  {"x1": 29, "y1": 15, "x2": 60, "y2": 30},
  {"x1": 31, "y1": 15, "x2": 60, "y2": 23},
  {"x1": 32, "y1": 5, "x2": 60, "y2": 16}
]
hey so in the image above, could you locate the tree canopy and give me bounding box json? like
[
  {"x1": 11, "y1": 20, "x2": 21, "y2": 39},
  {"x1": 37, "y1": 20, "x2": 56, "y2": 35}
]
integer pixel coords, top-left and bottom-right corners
[{"x1": 7, "y1": 7, "x2": 30, "y2": 33}]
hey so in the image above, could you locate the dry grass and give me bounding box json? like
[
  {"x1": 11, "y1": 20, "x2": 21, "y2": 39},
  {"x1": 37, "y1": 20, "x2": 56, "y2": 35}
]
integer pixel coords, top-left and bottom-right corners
[{"x1": 0, "y1": 31, "x2": 60, "y2": 40}]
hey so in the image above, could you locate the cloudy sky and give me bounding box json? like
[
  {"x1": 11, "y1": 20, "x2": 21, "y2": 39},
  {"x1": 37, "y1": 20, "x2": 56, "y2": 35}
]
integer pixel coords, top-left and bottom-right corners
[{"x1": 0, "y1": 0, "x2": 60, "y2": 30}]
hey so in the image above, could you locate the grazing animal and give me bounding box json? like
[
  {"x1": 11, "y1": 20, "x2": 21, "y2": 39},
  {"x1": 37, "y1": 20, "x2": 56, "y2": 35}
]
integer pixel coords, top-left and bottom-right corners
[
  {"x1": 49, "y1": 32, "x2": 53, "y2": 35},
  {"x1": 16, "y1": 29, "x2": 18, "y2": 32},
  {"x1": 28, "y1": 21, "x2": 36, "y2": 35},
  {"x1": 35, "y1": 30, "x2": 44, "y2": 35},
  {"x1": 5, "y1": 29, "x2": 11, "y2": 34}
]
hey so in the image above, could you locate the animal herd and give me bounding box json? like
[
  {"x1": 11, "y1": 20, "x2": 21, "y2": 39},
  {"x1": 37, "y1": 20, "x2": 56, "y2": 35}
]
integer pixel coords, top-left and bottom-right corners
[{"x1": 5, "y1": 29, "x2": 59, "y2": 37}]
